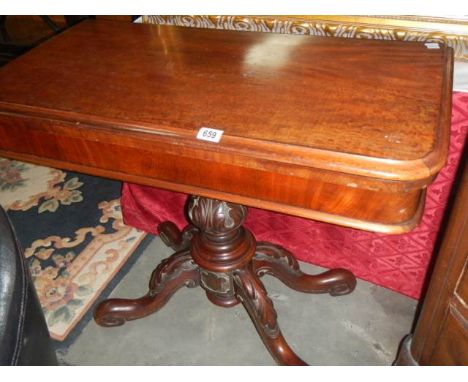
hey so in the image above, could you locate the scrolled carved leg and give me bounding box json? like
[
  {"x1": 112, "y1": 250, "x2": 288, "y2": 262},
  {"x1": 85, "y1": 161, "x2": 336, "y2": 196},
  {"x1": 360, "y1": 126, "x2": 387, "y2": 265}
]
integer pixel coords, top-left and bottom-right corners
[
  {"x1": 158, "y1": 221, "x2": 198, "y2": 252},
  {"x1": 253, "y1": 242, "x2": 356, "y2": 296},
  {"x1": 95, "y1": 195, "x2": 357, "y2": 365},
  {"x1": 233, "y1": 267, "x2": 307, "y2": 366},
  {"x1": 94, "y1": 249, "x2": 199, "y2": 327}
]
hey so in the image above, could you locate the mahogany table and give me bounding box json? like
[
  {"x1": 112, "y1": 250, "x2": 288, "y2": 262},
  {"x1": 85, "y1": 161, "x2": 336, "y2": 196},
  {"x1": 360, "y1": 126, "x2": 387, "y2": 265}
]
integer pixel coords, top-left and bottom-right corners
[{"x1": 0, "y1": 20, "x2": 453, "y2": 365}]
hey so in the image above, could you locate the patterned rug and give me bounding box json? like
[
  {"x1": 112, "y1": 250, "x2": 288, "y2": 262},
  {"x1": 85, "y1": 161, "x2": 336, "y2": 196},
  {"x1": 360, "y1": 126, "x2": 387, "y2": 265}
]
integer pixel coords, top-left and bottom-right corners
[{"x1": 0, "y1": 158, "x2": 149, "y2": 342}]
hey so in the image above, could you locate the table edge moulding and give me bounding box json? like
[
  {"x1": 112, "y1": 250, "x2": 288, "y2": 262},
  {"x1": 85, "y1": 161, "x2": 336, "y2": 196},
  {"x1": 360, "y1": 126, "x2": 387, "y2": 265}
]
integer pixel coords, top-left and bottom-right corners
[{"x1": 0, "y1": 20, "x2": 454, "y2": 365}]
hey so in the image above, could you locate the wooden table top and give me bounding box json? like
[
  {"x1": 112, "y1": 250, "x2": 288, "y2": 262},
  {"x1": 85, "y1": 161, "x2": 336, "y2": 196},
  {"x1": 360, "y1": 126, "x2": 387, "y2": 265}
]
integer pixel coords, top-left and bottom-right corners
[{"x1": 0, "y1": 20, "x2": 454, "y2": 233}]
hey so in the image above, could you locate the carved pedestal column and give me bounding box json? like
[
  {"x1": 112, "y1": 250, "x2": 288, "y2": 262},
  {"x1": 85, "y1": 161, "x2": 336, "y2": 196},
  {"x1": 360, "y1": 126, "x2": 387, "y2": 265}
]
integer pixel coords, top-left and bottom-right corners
[
  {"x1": 94, "y1": 195, "x2": 357, "y2": 365},
  {"x1": 188, "y1": 197, "x2": 254, "y2": 307}
]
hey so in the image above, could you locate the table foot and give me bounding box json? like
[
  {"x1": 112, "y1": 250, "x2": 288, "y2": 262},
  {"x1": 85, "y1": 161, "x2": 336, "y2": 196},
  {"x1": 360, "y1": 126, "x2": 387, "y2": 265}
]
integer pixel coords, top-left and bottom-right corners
[
  {"x1": 253, "y1": 242, "x2": 356, "y2": 296},
  {"x1": 234, "y1": 267, "x2": 307, "y2": 366},
  {"x1": 94, "y1": 249, "x2": 199, "y2": 327},
  {"x1": 94, "y1": 196, "x2": 357, "y2": 365}
]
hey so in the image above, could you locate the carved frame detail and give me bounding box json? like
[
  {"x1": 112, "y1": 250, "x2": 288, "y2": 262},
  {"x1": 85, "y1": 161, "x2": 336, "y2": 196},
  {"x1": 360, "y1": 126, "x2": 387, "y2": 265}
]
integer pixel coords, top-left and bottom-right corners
[{"x1": 143, "y1": 15, "x2": 468, "y2": 61}]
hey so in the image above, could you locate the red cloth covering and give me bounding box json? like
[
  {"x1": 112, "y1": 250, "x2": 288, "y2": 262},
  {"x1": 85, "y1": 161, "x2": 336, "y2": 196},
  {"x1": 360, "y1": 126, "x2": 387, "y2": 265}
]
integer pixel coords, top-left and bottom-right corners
[{"x1": 121, "y1": 92, "x2": 468, "y2": 299}]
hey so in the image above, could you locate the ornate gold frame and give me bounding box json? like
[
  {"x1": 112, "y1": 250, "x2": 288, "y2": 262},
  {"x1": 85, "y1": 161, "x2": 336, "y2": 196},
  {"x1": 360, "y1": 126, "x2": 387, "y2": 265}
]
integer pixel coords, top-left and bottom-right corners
[{"x1": 143, "y1": 15, "x2": 468, "y2": 61}]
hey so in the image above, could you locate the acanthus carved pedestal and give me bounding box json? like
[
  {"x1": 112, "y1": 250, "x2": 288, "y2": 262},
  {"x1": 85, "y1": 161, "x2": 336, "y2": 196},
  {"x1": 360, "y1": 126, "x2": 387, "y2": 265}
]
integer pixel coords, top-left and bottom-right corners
[
  {"x1": 0, "y1": 20, "x2": 452, "y2": 366},
  {"x1": 94, "y1": 196, "x2": 356, "y2": 365}
]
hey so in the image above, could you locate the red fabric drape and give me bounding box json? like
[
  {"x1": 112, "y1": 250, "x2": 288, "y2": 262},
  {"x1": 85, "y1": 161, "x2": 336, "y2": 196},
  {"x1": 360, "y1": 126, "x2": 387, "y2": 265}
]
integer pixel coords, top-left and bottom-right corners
[{"x1": 121, "y1": 92, "x2": 468, "y2": 299}]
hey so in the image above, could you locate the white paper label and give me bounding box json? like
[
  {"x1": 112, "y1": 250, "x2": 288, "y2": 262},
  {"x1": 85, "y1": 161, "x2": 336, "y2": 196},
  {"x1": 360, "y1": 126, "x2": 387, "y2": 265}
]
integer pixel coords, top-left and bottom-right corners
[
  {"x1": 425, "y1": 42, "x2": 440, "y2": 49},
  {"x1": 196, "y1": 127, "x2": 224, "y2": 143}
]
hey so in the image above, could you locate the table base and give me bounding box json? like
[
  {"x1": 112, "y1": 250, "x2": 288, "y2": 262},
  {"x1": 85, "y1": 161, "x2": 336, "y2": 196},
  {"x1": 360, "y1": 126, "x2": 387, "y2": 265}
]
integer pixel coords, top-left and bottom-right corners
[{"x1": 93, "y1": 196, "x2": 356, "y2": 365}]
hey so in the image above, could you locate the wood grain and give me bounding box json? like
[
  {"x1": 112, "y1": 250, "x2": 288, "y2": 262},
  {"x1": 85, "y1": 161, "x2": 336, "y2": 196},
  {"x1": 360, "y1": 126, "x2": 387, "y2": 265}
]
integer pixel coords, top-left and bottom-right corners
[
  {"x1": 143, "y1": 15, "x2": 468, "y2": 61},
  {"x1": 395, "y1": 152, "x2": 467, "y2": 365},
  {"x1": 0, "y1": 20, "x2": 453, "y2": 233}
]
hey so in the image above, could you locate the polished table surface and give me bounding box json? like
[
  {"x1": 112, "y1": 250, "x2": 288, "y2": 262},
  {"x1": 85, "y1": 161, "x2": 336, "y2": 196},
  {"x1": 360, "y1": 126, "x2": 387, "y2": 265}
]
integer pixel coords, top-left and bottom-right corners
[
  {"x1": 0, "y1": 19, "x2": 454, "y2": 366},
  {"x1": 0, "y1": 20, "x2": 453, "y2": 233}
]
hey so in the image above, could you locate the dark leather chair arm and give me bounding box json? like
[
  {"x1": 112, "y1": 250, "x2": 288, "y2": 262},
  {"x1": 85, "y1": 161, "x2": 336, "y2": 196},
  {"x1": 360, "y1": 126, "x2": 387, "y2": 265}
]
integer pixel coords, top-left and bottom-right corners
[{"x1": 0, "y1": 206, "x2": 57, "y2": 365}]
